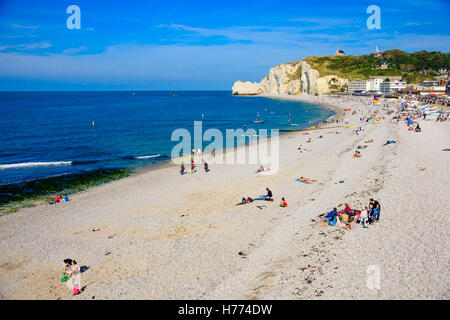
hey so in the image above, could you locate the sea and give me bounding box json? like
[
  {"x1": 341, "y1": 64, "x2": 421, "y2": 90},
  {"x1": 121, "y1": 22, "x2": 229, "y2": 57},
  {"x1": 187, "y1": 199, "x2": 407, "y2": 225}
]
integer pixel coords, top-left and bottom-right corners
[{"x1": 0, "y1": 91, "x2": 334, "y2": 206}]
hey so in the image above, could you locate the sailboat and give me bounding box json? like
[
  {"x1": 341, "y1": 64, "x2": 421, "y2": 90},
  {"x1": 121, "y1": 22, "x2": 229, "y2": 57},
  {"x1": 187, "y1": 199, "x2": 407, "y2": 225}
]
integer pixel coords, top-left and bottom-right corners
[{"x1": 253, "y1": 112, "x2": 264, "y2": 124}]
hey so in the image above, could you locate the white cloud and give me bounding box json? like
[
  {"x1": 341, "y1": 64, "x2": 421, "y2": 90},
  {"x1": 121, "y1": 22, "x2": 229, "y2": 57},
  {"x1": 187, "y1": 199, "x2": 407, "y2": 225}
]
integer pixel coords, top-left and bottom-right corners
[
  {"x1": 63, "y1": 46, "x2": 88, "y2": 54},
  {"x1": 0, "y1": 41, "x2": 51, "y2": 51}
]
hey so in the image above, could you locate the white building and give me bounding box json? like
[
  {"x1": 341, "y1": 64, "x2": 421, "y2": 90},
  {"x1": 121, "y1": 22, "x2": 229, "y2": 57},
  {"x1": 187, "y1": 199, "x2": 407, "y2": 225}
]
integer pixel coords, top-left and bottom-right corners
[
  {"x1": 348, "y1": 76, "x2": 404, "y2": 93},
  {"x1": 380, "y1": 81, "x2": 407, "y2": 93},
  {"x1": 347, "y1": 80, "x2": 369, "y2": 92},
  {"x1": 368, "y1": 78, "x2": 383, "y2": 91}
]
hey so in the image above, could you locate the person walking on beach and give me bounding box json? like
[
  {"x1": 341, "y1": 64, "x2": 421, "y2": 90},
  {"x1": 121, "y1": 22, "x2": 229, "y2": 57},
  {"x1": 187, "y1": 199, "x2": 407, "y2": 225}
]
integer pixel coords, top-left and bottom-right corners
[
  {"x1": 191, "y1": 161, "x2": 195, "y2": 173},
  {"x1": 180, "y1": 163, "x2": 185, "y2": 175}
]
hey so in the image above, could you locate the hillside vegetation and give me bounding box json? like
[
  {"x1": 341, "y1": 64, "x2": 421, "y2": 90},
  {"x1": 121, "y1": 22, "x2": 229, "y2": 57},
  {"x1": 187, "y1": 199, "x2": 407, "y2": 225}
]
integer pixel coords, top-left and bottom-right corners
[{"x1": 303, "y1": 50, "x2": 450, "y2": 84}]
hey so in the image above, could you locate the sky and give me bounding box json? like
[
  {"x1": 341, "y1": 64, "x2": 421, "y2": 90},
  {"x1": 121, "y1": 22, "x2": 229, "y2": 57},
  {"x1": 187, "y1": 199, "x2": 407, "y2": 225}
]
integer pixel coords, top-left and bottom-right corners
[{"x1": 0, "y1": 0, "x2": 449, "y2": 91}]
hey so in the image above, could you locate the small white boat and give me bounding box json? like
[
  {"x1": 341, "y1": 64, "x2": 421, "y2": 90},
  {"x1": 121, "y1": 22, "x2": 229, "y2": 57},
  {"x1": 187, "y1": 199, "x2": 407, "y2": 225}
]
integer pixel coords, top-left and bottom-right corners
[{"x1": 253, "y1": 112, "x2": 264, "y2": 124}]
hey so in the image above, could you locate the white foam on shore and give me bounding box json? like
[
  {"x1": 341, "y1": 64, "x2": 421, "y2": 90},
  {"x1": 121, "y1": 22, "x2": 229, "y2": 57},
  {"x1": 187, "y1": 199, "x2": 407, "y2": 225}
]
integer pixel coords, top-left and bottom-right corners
[
  {"x1": 133, "y1": 154, "x2": 160, "y2": 159},
  {"x1": 0, "y1": 161, "x2": 73, "y2": 170}
]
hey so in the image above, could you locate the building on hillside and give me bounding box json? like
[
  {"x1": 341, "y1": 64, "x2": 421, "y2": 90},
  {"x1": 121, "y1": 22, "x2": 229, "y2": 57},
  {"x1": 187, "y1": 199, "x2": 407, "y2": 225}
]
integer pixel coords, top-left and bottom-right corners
[
  {"x1": 420, "y1": 81, "x2": 439, "y2": 87},
  {"x1": 438, "y1": 68, "x2": 447, "y2": 74},
  {"x1": 378, "y1": 61, "x2": 389, "y2": 70},
  {"x1": 335, "y1": 47, "x2": 345, "y2": 56},
  {"x1": 380, "y1": 81, "x2": 407, "y2": 93},
  {"x1": 347, "y1": 80, "x2": 369, "y2": 93},
  {"x1": 372, "y1": 45, "x2": 383, "y2": 58}
]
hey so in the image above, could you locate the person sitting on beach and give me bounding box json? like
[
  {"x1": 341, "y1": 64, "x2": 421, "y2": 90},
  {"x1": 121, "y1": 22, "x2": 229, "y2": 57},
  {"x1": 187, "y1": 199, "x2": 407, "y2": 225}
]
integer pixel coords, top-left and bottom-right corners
[
  {"x1": 264, "y1": 188, "x2": 273, "y2": 201},
  {"x1": 255, "y1": 165, "x2": 264, "y2": 173},
  {"x1": 415, "y1": 123, "x2": 421, "y2": 132},
  {"x1": 63, "y1": 194, "x2": 69, "y2": 202},
  {"x1": 306, "y1": 138, "x2": 312, "y2": 143},
  {"x1": 49, "y1": 198, "x2": 54, "y2": 205},
  {"x1": 320, "y1": 213, "x2": 338, "y2": 227},
  {"x1": 353, "y1": 150, "x2": 361, "y2": 158},
  {"x1": 319, "y1": 208, "x2": 338, "y2": 220},
  {"x1": 55, "y1": 195, "x2": 61, "y2": 203},
  {"x1": 343, "y1": 203, "x2": 352, "y2": 214},
  {"x1": 340, "y1": 216, "x2": 356, "y2": 230},
  {"x1": 280, "y1": 197, "x2": 288, "y2": 207}
]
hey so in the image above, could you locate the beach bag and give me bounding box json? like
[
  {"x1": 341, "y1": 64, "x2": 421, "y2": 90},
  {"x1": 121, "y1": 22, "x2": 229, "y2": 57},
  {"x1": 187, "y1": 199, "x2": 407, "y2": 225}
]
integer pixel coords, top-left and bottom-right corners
[
  {"x1": 60, "y1": 274, "x2": 68, "y2": 282},
  {"x1": 73, "y1": 285, "x2": 80, "y2": 295}
]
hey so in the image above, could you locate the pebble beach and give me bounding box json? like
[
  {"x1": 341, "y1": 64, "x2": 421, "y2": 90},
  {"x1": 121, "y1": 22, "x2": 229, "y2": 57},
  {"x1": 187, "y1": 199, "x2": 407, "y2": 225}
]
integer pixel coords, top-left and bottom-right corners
[{"x1": 0, "y1": 94, "x2": 449, "y2": 300}]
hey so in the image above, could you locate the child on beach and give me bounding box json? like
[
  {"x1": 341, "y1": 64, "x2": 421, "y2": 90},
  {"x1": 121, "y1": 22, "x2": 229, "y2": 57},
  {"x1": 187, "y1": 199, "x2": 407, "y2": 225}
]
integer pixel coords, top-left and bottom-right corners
[
  {"x1": 66, "y1": 260, "x2": 81, "y2": 296},
  {"x1": 280, "y1": 198, "x2": 287, "y2": 207}
]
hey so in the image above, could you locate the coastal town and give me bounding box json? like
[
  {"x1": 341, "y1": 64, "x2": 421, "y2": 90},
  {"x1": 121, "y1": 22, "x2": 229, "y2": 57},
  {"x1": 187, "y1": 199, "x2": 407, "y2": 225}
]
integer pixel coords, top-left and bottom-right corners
[{"x1": 232, "y1": 48, "x2": 450, "y2": 108}]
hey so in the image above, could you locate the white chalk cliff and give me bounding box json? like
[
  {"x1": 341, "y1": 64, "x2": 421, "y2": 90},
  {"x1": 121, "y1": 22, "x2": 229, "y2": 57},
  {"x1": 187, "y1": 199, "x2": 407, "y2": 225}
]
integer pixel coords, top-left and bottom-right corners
[{"x1": 232, "y1": 60, "x2": 348, "y2": 95}]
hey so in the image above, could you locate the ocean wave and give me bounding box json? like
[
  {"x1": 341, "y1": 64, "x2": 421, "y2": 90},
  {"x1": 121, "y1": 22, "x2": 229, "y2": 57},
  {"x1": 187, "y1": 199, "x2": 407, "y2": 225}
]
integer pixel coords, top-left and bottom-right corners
[
  {"x1": 133, "y1": 154, "x2": 161, "y2": 159},
  {"x1": 0, "y1": 161, "x2": 73, "y2": 170}
]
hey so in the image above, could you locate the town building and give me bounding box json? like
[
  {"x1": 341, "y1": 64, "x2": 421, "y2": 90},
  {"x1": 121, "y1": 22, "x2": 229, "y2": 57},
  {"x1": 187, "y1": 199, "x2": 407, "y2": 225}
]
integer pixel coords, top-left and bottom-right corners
[
  {"x1": 371, "y1": 45, "x2": 383, "y2": 58},
  {"x1": 420, "y1": 81, "x2": 439, "y2": 87},
  {"x1": 347, "y1": 80, "x2": 369, "y2": 93},
  {"x1": 335, "y1": 47, "x2": 345, "y2": 56},
  {"x1": 347, "y1": 76, "x2": 404, "y2": 93},
  {"x1": 380, "y1": 81, "x2": 407, "y2": 93},
  {"x1": 378, "y1": 61, "x2": 389, "y2": 70}
]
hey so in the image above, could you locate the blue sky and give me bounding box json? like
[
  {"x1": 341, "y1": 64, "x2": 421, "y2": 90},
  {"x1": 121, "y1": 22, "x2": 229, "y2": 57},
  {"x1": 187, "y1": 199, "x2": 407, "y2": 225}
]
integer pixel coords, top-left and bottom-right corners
[{"x1": 0, "y1": 0, "x2": 449, "y2": 90}]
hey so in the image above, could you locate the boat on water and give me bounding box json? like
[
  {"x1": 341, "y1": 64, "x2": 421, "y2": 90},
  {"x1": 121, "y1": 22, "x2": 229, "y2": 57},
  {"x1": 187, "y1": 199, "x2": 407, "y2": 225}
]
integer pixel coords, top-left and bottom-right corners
[{"x1": 253, "y1": 112, "x2": 264, "y2": 124}]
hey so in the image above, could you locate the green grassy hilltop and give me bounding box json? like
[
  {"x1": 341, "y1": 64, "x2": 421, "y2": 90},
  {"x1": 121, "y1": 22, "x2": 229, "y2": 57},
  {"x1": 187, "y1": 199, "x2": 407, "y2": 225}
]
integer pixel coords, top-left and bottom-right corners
[{"x1": 303, "y1": 50, "x2": 450, "y2": 84}]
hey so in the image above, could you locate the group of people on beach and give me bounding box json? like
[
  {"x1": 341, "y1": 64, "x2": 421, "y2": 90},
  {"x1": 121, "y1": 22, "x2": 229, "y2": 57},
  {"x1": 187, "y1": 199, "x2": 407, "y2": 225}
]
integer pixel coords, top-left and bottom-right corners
[
  {"x1": 49, "y1": 194, "x2": 69, "y2": 205},
  {"x1": 318, "y1": 198, "x2": 381, "y2": 230},
  {"x1": 179, "y1": 148, "x2": 212, "y2": 175}
]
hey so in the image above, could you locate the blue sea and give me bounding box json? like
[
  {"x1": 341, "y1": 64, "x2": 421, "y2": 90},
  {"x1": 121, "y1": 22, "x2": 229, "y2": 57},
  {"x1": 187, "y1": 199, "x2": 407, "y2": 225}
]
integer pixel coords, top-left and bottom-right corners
[{"x1": 0, "y1": 91, "x2": 334, "y2": 186}]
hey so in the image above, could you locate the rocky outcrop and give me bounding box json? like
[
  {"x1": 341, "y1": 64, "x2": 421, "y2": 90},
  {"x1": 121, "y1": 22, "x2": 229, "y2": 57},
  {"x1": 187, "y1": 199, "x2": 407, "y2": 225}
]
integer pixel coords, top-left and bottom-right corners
[{"x1": 232, "y1": 59, "x2": 348, "y2": 95}]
